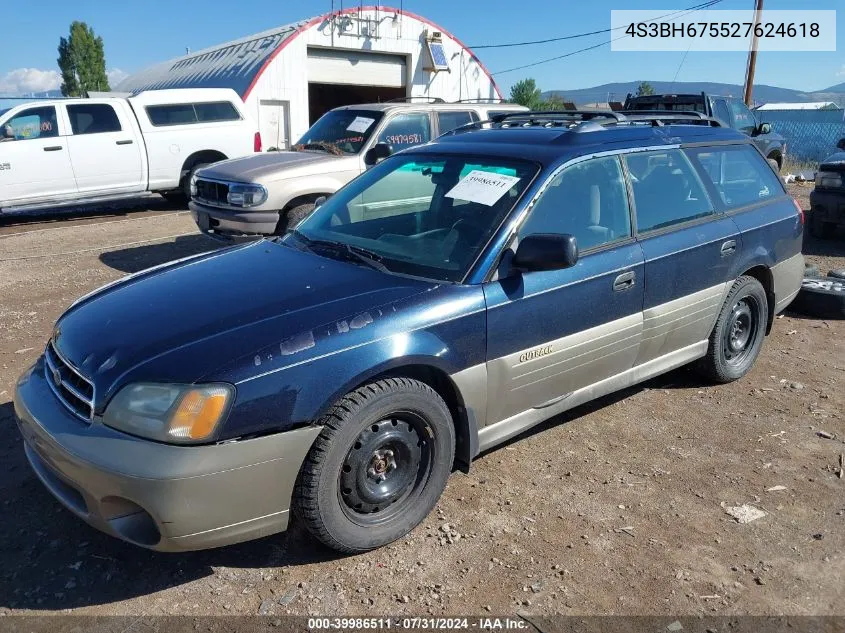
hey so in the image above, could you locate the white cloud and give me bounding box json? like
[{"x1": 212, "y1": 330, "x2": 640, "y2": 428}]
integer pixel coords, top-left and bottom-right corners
[
  {"x1": 107, "y1": 68, "x2": 129, "y2": 87},
  {"x1": 0, "y1": 68, "x2": 61, "y2": 95}
]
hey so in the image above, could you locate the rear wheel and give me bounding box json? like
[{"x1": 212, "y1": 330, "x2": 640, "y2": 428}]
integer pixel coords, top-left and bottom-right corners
[
  {"x1": 293, "y1": 378, "x2": 455, "y2": 553},
  {"x1": 697, "y1": 276, "x2": 768, "y2": 383}
]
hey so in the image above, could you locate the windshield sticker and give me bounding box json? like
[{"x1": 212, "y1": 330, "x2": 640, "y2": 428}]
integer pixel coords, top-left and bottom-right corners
[
  {"x1": 445, "y1": 170, "x2": 522, "y2": 206},
  {"x1": 346, "y1": 116, "x2": 375, "y2": 134}
]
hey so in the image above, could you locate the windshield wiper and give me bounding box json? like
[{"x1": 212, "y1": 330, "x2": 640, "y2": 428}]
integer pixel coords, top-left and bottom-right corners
[
  {"x1": 285, "y1": 231, "x2": 388, "y2": 273},
  {"x1": 294, "y1": 142, "x2": 345, "y2": 156}
]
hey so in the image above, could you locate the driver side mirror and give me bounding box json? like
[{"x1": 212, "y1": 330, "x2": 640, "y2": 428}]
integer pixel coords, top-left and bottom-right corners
[
  {"x1": 364, "y1": 142, "x2": 393, "y2": 167},
  {"x1": 512, "y1": 234, "x2": 579, "y2": 273},
  {"x1": 837, "y1": 138, "x2": 845, "y2": 151},
  {"x1": 314, "y1": 195, "x2": 327, "y2": 208},
  {"x1": 756, "y1": 122, "x2": 772, "y2": 136}
]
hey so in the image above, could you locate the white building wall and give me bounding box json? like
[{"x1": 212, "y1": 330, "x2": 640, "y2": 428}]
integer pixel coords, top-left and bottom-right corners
[{"x1": 246, "y1": 8, "x2": 499, "y2": 145}]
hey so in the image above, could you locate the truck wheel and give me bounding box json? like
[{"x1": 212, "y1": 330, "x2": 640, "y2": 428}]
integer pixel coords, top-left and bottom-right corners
[
  {"x1": 696, "y1": 276, "x2": 768, "y2": 384},
  {"x1": 275, "y1": 203, "x2": 315, "y2": 235},
  {"x1": 809, "y1": 211, "x2": 835, "y2": 239},
  {"x1": 293, "y1": 378, "x2": 455, "y2": 553},
  {"x1": 767, "y1": 158, "x2": 780, "y2": 173},
  {"x1": 183, "y1": 163, "x2": 209, "y2": 199},
  {"x1": 789, "y1": 277, "x2": 845, "y2": 319}
]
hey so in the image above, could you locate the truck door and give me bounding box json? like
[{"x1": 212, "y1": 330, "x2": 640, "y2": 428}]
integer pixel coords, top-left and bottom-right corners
[
  {"x1": 0, "y1": 104, "x2": 76, "y2": 206},
  {"x1": 64, "y1": 102, "x2": 144, "y2": 194}
]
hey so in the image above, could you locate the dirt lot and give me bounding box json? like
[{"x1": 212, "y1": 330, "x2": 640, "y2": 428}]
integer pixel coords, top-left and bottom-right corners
[{"x1": 0, "y1": 186, "x2": 842, "y2": 617}]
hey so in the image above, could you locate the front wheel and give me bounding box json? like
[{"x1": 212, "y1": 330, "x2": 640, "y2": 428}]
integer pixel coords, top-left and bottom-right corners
[
  {"x1": 697, "y1": 276, "x2": 768, "y2": 383},
  {"x1": 293, "y1": 378, "x2": 455, "y2": 553}
]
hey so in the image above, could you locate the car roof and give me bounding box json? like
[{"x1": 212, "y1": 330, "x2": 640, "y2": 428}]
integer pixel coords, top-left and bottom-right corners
[
  {"x1": 332, "y1": 102, "x2": 528, "y2": 113},
  {"x1": 410, "y1": 123, "x2": 749, "y2": 167}
]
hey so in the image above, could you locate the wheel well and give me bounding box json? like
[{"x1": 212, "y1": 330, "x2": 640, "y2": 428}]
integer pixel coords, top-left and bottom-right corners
[
  {"x1": 741, "y1": 265, "x2": 775, "y2": 334},
  {"x1": 766, "y1": 151, "x2": 782, "y2": 167},
  {"x1": 181, "y1": 150, "x2": 228, "y2": 181},
  {"x1": 283, "y1": 193, "x2": 331, "y2": 211},
  {"x1": 366, "y1": 365, "x2": 474, "y2": 474}
]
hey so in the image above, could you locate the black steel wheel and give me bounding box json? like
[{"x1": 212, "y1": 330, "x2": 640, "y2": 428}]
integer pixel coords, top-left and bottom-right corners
[
  {"x1": 293, "y1": 378, "x2": 455, "y2": 553},
  {"x1": 697, "y1": 276, "x2": 768, "y2": 383}
]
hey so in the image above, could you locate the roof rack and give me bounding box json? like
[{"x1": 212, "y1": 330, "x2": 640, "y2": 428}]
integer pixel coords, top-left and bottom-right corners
[
  {"x1": 384, "y1": 96, "x2": 446, "y2": 103},
  {"x1": 439, "y1": 109, "x2": 723, "y2": 138},
  {"x1": 454, "y1": 98, "x2": 507, "y2": 104}
]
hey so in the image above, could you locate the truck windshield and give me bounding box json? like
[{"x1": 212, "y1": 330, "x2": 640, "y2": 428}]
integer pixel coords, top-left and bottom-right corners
[
  {"x1": 627, "y1": 98, "x2": 706, "y2": 114},
  {"x1": 293, "y1": 110, "x2": 384, "y2": 156},
  {"x1": 284, "y1": 153, "x2": 538, "y2": 282}
]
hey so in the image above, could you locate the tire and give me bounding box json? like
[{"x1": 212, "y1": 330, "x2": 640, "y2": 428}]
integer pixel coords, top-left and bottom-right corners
[
  {"x1": 160, "y1": 191, "x2": 186, "y2": 205},
  {"x1": 809, "y1": 210, "x2": 835, "y2": 239},
  {"x1": 829, "y1": 268, "x2": 845, "y2": 280},
  {"x1": 275, "y1": 202, "x2": 316, "y2": 235},
  {"x1": 805, "y1": 263, "x2": 820, "y2": 278},
  {"x1": 183, "y1": 163, "x2": 209, "y2": 199},
  {"x1": 767, "y1": 157, "x2": 780, "y2": 174},
  {"x1": 293, "y1": 377, "x2": 455, "y2": 553},
  {"x1": 696, "y1": 276, "x2": 768, "y2": 384},
  {"x1": 789, "y1": 276, "x2": 845, "y2": 320}
]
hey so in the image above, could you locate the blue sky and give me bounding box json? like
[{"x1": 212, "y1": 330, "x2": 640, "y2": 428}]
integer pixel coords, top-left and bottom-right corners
[{"x1": 1, "y1": 0, "x2": 842, "y2": 97}]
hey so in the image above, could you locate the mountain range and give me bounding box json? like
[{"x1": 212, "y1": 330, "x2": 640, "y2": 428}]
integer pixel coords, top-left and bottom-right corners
[{"x1": 543, "y1": 80, "x2": 845, "y2": 105}]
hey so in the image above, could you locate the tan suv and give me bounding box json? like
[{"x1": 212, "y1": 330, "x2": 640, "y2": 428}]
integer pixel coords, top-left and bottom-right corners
[{"x1": 188, "y1": 100, "x2": 527, "y2": 239}]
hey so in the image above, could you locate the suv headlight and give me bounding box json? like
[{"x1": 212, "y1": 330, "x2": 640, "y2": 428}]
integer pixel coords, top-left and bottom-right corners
[
  {"x1": 816, "y1": 171, "x2": 843, "y2": 189},
  {"x1": 103, "y1": 383, "x2": 234, "y2": 444},
  {"x1": 227, "y1": 183, "x2": 268, "y2": 207}
]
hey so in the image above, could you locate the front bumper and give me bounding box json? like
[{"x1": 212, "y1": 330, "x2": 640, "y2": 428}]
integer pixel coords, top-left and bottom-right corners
[
  {"x1": 810, "y1": 188, "x2": 845, "y2": 225},
  {"x1": 189, "y1": 200, "x2": 281, "y2": 240},
  {"x1": 14, "y1": 358, "x2": 321, "y2": 551}
]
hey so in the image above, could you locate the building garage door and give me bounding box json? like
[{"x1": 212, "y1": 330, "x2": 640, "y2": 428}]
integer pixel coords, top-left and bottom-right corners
[{"x1": 307, "y1": 49, "x2": 407, "y2": 87}]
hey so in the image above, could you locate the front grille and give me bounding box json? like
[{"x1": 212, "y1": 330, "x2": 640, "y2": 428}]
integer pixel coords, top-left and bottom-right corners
[
  {"x1": 194, "y1": 179, "x2": 230, "y2": 206},
  {"x1": 45, "y1": 343, "x2": 94, "y2": 422}
]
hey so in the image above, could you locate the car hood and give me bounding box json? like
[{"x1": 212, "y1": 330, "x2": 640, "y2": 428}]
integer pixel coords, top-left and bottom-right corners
[
  {"x1": 820, "y1": 152, "x2": 845, "y2": 171},
  {"x1": 52, "y1": 241, "x2": 434, "y2": 407},
  {"x1": 197, "y1": 151, "x2": 352, "y2": 183}
]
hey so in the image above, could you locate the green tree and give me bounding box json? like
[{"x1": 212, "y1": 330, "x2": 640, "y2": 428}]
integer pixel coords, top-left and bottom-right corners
[
  {"x1": 509, "y1": 78, "x2": 542, "y2": 110},
  {"x1": 636, "y1": 81, "x2": 655, "y2": 97},
  {"x1": 57, "y1": 21, "x2": 110, "y2": 97},
  {"x1": 540, "y1": 93, "x2": 569, "y2": 111}
]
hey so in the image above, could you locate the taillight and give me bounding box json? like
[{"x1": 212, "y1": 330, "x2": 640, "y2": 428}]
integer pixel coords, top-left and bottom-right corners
[
  {"x1": 254, "y1": 132, "x2": 262, "y2": 152},
  {"x1": 792, "y1": 198, "x2": 804, "y2": 225}
]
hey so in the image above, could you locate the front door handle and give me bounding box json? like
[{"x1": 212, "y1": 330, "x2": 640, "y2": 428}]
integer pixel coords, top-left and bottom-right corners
[
  {"x1": 720, "y1": 240, "x2": 737, "y2": 256},
  {"x1": 116, "y1": 139, "x2": 133, "y2": 145},
  {"x1": 43, "y1": 145, "x2": 62, "y2": 152},
  {"x1": 613, "y1": 271, "x2": 636, "y2": 292}
]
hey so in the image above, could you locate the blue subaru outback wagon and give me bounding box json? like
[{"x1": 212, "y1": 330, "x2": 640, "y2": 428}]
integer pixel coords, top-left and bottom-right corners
[{"x1": 15, "y1": 111, "x2": 804, "y2": 553}]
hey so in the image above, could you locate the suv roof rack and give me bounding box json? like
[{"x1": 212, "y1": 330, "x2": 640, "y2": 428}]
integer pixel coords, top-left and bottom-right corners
[
  {"x1": 454, "y1": 98, "x2": 508, "y2": 104},
  {"x1": 440, "y1": 109, "x2": 723, "y2": 138},
  {"x1": 384, "y1": 96, "x2": 446, "y2": 103}
]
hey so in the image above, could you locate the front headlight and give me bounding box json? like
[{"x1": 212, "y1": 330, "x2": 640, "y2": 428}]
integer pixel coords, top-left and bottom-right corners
[
  {"x1": 816, "y1": 171, "x2": 843, "y2": 189},
  {"x1": 227, "y1": 183, "x2": 268, "y2": 207},
  {"x1": 190, "y1": 173, "x2": 199, "y2": 198},
  {"x1": 103, "y1": 383, "x2": 234, "y2": 444}
]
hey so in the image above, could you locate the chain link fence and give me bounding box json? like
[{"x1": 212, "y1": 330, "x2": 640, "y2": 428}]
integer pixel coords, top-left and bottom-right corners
[{"x1": 759, "y1": 109, "x2": 845, "y2": 164}]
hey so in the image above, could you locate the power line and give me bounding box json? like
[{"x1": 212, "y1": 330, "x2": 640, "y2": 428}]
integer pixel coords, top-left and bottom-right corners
[
  {"x1": 492, "y1": 0, "x2": 727, "y2": 75},
  {"x1": 471, "y1": 0, "x2": 724, "y2": 50}
]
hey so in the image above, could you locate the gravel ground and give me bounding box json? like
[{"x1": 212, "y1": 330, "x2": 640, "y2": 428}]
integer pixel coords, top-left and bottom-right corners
[{"x1": 0, "y1": 191, "x2": 842, "y2": 617}]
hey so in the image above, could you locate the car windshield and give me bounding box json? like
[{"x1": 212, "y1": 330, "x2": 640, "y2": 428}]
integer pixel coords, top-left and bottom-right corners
[
  {"x1": 293, "y1": 109, "x2": 384, "y2": 155},
  {"x1": 285, "y1": 153, "x2": 538, "y2": 282}
]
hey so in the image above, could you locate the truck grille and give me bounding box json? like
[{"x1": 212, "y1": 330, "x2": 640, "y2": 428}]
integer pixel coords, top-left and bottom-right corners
[
  {"x1": 194, "y1": 179, "x2": 230, "y2": 206},
  {"x1": 45, "y1": 342, "x2": 95, "y2": 422}
]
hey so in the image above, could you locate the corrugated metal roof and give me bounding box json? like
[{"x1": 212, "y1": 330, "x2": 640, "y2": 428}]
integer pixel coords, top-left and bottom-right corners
[{"x1": 116, "y1": 20, "x2": 306, "y2": 97}]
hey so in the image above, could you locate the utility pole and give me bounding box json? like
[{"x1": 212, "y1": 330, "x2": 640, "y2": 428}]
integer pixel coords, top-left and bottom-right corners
[{"x1": 743, "y1": 0, "x2": 764, "y2": 106}]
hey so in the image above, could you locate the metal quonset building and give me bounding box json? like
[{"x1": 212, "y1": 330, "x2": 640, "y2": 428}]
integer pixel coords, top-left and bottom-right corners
[{"x1": 117, "y1": 5, "x2": 502, "y2": 150}]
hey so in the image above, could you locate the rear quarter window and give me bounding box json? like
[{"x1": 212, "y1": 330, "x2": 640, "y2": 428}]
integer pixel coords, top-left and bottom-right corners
[{"x1": 685, "y1": 145, "x2": 785, "y2": 209}]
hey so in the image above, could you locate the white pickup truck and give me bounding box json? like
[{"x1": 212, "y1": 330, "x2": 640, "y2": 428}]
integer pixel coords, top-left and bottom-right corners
[{"x1": 0, "y1": 88, "x2": 260, "y2": 213}]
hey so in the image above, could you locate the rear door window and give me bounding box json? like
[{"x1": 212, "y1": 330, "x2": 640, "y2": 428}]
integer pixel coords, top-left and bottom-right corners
[
  {"x1": 686, "y1": 145, "x2": 785, "y2": 209},
  {"x1": 625, "y1": 149, "x2": 714, "y2": 232},
  {"x1": 377, "y1": 113, "x2": 431, "y2": 149},
  {"x1": 67, "y1": 104, "x2": 122, "y2": 135},
  {"x1": 436, "y1": 110, "x2": 477, "y2": 134}
]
